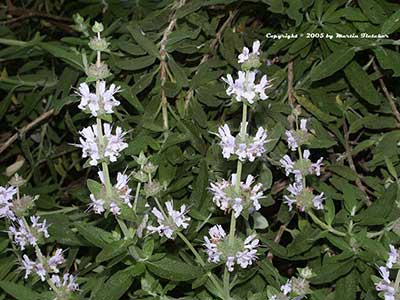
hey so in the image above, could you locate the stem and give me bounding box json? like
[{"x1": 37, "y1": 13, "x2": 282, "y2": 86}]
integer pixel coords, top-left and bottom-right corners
[
  {"x1": 307, "y1": 210, "x2": 346, "y2": 237},
  {"x1": 21, "y1": 217, "x2": 60, "y2": 295},
  {"x1": 176, "y1": 232, "x2": 225, "y2": 297},
  {"x1": 223, "y1": 268, "x2": 230, "y2": 300},
  {"x1": 133, "y1": 181, "x2": 141, "y2": 213},
  {"x1": 394, "y1": 268, "x2": 400, "y2": 292}
]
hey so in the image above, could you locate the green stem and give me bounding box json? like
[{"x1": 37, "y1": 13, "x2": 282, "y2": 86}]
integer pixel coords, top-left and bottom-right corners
[
  {"x1": 308, "y1": 210, "x2": 346, "y2": 237},
  {"x1": 394, "y1": 268, "x2": 400, "y2": 293},
  {"x1": 21, "y1": 217, "x2": 60, "y2": 295},
  {"x1": 133, "y1": 181, "x2": 141, "y2": 213},
  {"x1": 176, "y1": 232, "x2": 225, "y2": 298},
  {"x1": 223, "y1": 268, "x2": 230, "y2": 300}
]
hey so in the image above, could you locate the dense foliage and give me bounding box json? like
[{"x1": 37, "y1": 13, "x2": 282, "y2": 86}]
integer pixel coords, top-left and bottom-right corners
[{"x1": 1, "y1": 0, "x2": 400, "y2": 299}]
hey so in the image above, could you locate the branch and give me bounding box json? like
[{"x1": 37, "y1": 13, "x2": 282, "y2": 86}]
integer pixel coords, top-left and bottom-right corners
[
  {"x1": 342, "y1": 120, "x2": 372, "y2": 207},
  {"x1": 0, "y1": 109, "x2": 54, "y2": 155},
  {"x1": 184, "y1": 9, "x2": 238, "y2": 111},
  {"x1": 159, "y1": 0, "x2": 186, "y2": 130},
  {"x1": 370, "y1": 55, "x2": 400, "y2": 126}
]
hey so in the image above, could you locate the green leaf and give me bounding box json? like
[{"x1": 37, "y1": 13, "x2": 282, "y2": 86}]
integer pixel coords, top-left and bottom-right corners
[
  {"x1": 252, "y1": 212, "x2": 269, "y2": 229},
  {"x1": 310, "y1": 48, "x2": 354, "y2": 81},
  {"x1": 113, "y1": 55, "x2": 156, "y2": 71},
  {"x1": 126, "y1": 24, "x2": 160, "y2": 59},
  {"x1": 75, "y1": 223, "x2": 115, "y2": 248},
  {"x1": 374, "y1": 48, "x2": 400, "y2": 77},
  {"x1": 147, "y1": 256, "x2": 203, "y2": 281},
  {"x1": 335, "y1": 269, "x2": 358, "y2": 300},
  {"x1": 344, "y1": 61, "x2": 381, "y2": 105},
  {"x1": 91, "y1": 265, "x2": 144, "y2": 300},
  {"x1": 382, "y1": 9, "x2": 400, "y2": 34},
  {"x1": 294, "y1": 94, "x2": 336, "y2": 122},
  {"x1": 39, "y1": 42, "x2": 84, "y2": 71},
  {"x1": 358, "y1": 0, "x2": 387, "y2": 24},
  {"x1": 0, "y1": 281, "x2": 40, "y2": 300}
]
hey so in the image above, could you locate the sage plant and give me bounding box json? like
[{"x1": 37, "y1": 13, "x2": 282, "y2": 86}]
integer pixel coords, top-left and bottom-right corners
[{"x1": 0, "y1": 174, "x2": 78, "y2": 299}]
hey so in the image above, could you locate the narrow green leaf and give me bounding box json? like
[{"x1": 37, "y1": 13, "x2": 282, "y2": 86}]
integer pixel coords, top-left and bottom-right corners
[
  {"x1": 0, "y1": 281, "x2": 40, "y2": 300},
  {"x1": 310, "y1": 48, "x2": 354, "y2": 81},
  {"x1": 382, "y1": 9, "x2": 400, "y2": 34},
  {"x1": 147, "y1": 256, "x2": 203, "y2": 281},
  {"x1": 344, "y1": 61, "x2": 381, "y2": 105},
  {"x1": 126, "y1": 24, "x2": 160, "y2": 59}
]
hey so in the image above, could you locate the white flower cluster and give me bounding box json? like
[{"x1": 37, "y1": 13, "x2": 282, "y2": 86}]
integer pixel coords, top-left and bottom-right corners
[
  {"x1": 147, "y1": 201, "x2": 190, "y2": 239},
  {"x1": 77, "y1": 81, "x2": 121, "y2": 117},
  {"x1": 375, "y1": 245, "x2": 400, "y2": 300},
  {"x1": 9, "y1": 216, "x2": 49, "y2": 250},
  {"x1": 88, "y1": 171, "x2": 133, "y2": 216},
  {"x1": 268, "y1": 280, "x2": 292, "y2": 300},
  {"x1": 222, "y1": 71, "x2": 270, "y2": 105},
  {"x1": 22, "y1": 249, "x2": 65, "y2": 281},
  {"x1": 0, "y1": 185, "x2": 17, "y2": 220},
  {"x1": 210, "y1": 174, "x2": 263, "y2": 218},
  {"x1": 77, "y1": 123, "x2": 127, "y2": 166},
  {"x1": 216, "y1": 123, "x2": 268, "y2": 162},
  {"x1": 238, "y1": 40, "x2": 261, "y2": 64},
  {"x1": 0, "y1": 183, "x2": 78, "y2": 294},
  {"x1": 280, "y1": 120, "x2": 325, "y2": 212},
  {"x1": 285, "y1": 119, "x2": 310, "y2": 151},
  {"x1": 203, "y1": 225, "x2": 259, "y2": 272},
  {"x1": 51, "y1": 273, "x2": 79, "y2": 293},
  {"x1": 222, "y1": 40, "x2": 271, "y2": 105},
  {"x1": 280, "y1": 150, "x2": 323, "y2": 183}
]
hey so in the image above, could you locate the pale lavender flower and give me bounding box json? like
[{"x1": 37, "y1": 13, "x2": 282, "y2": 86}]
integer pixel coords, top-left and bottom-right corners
[
  {"x1": 51, "y1": 273, "x2": 79, "y2": 292},
  {"x1": 204, "y1": 225, "x2": 259, "y2": 272},
  {"x1": 226, "y1": 256, "x2": 235, "y2": 272},
  {"x1": 204, "y1": 225, "x2": 225, "y2": 264},
  {"x1": 115, "y1": 172, "x2": 132, "y2": 207},
  {"x1": 77, "y1": 81, "x2": 121, "y2": 116},
  {"x1": 35, "y1": 263, "x2": 47, "y2": 281},
  {"x1": 236, "y1": 235, "x2": 259, "y2": 268},
  {"x1": 21, "y1": 254, "x2": 35, "y2": 279},
  {"x1": 217, "y1": 124, "x2": 236, "y2": 159},
  {"x1": 280, "y1": 150, "x2": 323, "y2": 182},
  {"x1": 210, "y1": 174, "x2": 263, "y2": 218},
  {"x1": 48, "y1": 249, "x2": 65, "y2": 273},
  {"x1": 147, "y1": 201, "x2": 190, "y2": 239},
  {"x1": 30, "y1": 216, "x2": 49, "y2": 238},
  {"x1": 222, "y1": 71, "x2": 270, "y2": 104},
  {"x1": 281, "y1": 279, "x2": 292, "y2": 295},
  {"x1": 77, "y1": 123, "x2": 127, "y2": 166},
  {"x1": 9, "y1": 217, "x2": 48, "y2": 250},
  {"x1": 375, "y1": 266, "x2": 395, "y2": 300},
  {"x1": 387, "y1": 245, "x2": 399, "y2": 269},
  {"x1": 0, "y1": 185, "x2": 17, "y2": 220},
  {"x1": 285, "y1": 119, "x2": 309, "y2": 151},
  {"x1": 284, "y1": 182, "x2": 325, "y2": 212},
  {"x1": 238, "y1": 40, "x2": 260, "y2": 64},
  {"x1": 89, "y1": 194, "x2": 105, "y2": 214},
  {"x1": 109, "y1": 202, "x2": 121, "y2": 216}
]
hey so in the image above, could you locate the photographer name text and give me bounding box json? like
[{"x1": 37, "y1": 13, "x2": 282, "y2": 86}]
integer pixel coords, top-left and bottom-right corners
[{"x1": 266, "y1": 32, "x2": 389, "y2": 40}]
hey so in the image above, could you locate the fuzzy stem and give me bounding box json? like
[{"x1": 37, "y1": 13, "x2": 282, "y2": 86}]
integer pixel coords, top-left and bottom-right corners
[
  {"x1": 176, "y1": 232, "x2": 225, "y2": 297},
  {"x1": 394, "y1": 268, "x2": 400, "y2": 293},
  {"x1": 21, "y1": 216, "x2": 60, "y2": 295},
  {"x1": 307, "y1": 210, "x2": 346, "y2": 237}
]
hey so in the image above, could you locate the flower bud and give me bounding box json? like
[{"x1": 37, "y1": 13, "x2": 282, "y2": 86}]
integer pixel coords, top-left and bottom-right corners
[
  {"x1": 133, "y1": 170, "x2": 148, "y2": 183},
  {"x1": 9, "y1": 173, "x2": 27, "y2": 187},
  {"x1": 13, "y1": 195, "x2": 37, "y2": 217},
  {"x1": 291, "y1": 277, "x2": 312, "y2": 296},
  {"x1": 86, "y1": 62, "x2": 111, "y2": 80},
  {"x1": 88, "y1": 37, "x2": 109, "y2": 52},
  {"x1": 297, "y1": 266, "x2": 315, "y2": 279},
  {"x1": 143, "y1": 162, "x2": 158, "y2": 175},
  {"x1": 134, "y1": 152, "x2": 148, "y2": 166},
  {"x1": 143, "y1": 181, "x2": 162, "y2": 198},
  {"x1": 92, "y1": 22, "x2": 104, "y2": 33}
]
